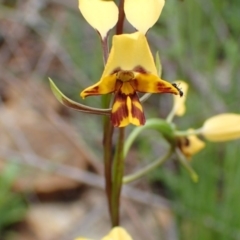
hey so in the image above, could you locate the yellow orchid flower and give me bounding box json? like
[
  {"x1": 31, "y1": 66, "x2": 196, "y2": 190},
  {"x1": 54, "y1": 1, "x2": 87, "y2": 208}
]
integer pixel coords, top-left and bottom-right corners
[
  {"x1": 170, "y1": 83, "x2": 205, "y2": 159},
  {"x1": 75, "y1": 227, "x2": 133, "y2": 240},
  {"x1": 175, "y1": 113, "x2": 240, "y2": 159},
  {"x1": 201, "y1": 113, "x2": 240, "y2": 142},
  {"x1": 124, "y1": 0, "x2": 165, "y2": 34},
  {"x1": 78, "y1": 0, "x2": 118, "y2": 39},
  {"x1": 81, "y1": 32, "x2": 181, "y2": 127},
  {"x1": 177, "y1": 133, "x2": 205, "y2": 159}
]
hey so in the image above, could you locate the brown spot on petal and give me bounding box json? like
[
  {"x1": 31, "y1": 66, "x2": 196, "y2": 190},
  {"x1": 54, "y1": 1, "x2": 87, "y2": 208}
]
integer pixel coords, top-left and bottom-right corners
[
  {"x1": 110, "y1": 67, "x2": 122, "y2": 75},
  {"x1": 133, "y1": 65, "x2": 148, "y2": 74},
  {"x1": 131, "y1": 93, "x2": 145, "y2": 125},
  {"x1": 85, "y1": 86, "x2": 99, "y2": 94},
  {"x1": 111, "y1": 87, "x2": 145, "y2": 127},
  {"x1": 115, "y1": 79, "x2": 123, "y2": 92},
  {"x1": 111, "y1": 91, "x2": 128, "y2": 127},
  {"x1": 130, "y1": 79, "x2": 138, "y2": 90},
  {"x1": 177, "y1": 137, "x2": 190, "y2": 149},
  {"x1": 157, "y1": 83, "x2": 177, "y2": 94}
]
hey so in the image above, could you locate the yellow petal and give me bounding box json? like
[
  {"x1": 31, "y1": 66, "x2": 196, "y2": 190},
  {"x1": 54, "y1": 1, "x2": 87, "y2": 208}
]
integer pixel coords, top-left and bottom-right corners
[
  {"x1": 102, "y1": 32, "x2": 158, "y2": 78},
  {"x1": 124, "y1": 0, "x2": 165, "y2": 34},
  {"x1": 102, "y1": 227, "x2": 133, "y2": 240},
  {"x1": 202, "y1": 113, "x2": 240, "y2": 142},
  {"x1": 80, "y1": 74, "x2": 116, "y2": 98},
  {"x1": 132, "y1": 73, "x2": 180, "y2": 95},
  {"x1": 111, "y1": 86, "x2": 145, "y2": 127},
  {"x1": 178, "y1": 134, "x2": 205, "y2": 159},
  {"x1": 172, "y1": 81, "x2": 189, "y2": 116},
  {"x1": 78, "y1": 0, "x2": 118, "y2": 39}
]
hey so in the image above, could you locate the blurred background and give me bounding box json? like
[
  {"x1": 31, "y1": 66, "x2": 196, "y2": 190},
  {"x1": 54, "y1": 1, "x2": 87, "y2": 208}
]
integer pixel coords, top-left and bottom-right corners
[{"x1": 0, "y1": 0, "x2": 240, "y2": 239}]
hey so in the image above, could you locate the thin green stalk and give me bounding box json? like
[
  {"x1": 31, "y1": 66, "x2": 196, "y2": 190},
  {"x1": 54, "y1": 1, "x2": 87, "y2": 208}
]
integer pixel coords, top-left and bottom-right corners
[
  {"x1": 111, "y1": 127, "x2": 125, "y2": 226},
  {"x1": 103, "y1": 118, "x2": 114, "y2": 220},
  {"x1": 49, "y1": 78, "x2": 111, "y2": 115},
  {"x1": 166, "y1": 105, "x2": 177, "y2": 123},
  {"x1": 175, "y1": 148, "x2": 199, "y2": 182},
  {"x1": 107, "y1": 0, "x2": 126, "y2": 227},
  {"x1": 123, "y1": 148, "x2": 173, "y2": 184},
  {"x1": 175, "y1": 128, "x2": 203, "y2": 137},
  {"x1": 124, "y1": 119, "x2": 175, "y2": 158},
  {"x1": 101, "y1": 34, "x2": 114, "y2": 223}
]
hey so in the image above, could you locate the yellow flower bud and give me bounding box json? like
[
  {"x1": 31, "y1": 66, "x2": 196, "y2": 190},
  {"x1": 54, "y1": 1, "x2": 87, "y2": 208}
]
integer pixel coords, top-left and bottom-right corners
[
  {"x1": 78, "y1": 0, "x2": 118, "y2": 39},
  {"x1": 201, "y1": 113, "x2": 240, "y2": 142},
  {"x1": 124, "y1": 0, "x2": 165, "y2": 34}
]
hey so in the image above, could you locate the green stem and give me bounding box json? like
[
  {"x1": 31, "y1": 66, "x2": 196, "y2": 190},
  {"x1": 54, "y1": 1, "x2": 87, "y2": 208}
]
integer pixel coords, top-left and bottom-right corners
[
  {"x1": 111, "y1": 127, "x2": 125, "y2": 226},
  {"x1": 175, "y1": 148, "x2": 199, "y2": 182},
  {"x1": 140, "y1": 93, "x2": 152, "y2": 103},
  {"x1": 49, "y1": 78, "x2": 111, "y2": 115},
  {"x1": 123, "y1": 148, "x2": 173, "y2": 184},
  {"x1": 103, "y1": 118, "x2": 114, "y2": 221},
  {"x1": 166, "y1": 105, "x2": 177, "y2": 123},
  {"x1": 106, "y1": 0, "x2": 126, "y2": 227},
  {"x1": 124, "y1": 119, "x2": 175, "y2": 158},
  {"x1": 175, "y1": 128, "x2": 203, "y2": 137},
  {"x1": 101, "y1": 32, "x2": 114, "y2": 224}
]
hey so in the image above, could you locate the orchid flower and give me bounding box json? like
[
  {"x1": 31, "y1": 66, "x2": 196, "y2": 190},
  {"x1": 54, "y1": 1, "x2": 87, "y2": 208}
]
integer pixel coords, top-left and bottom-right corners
[
  {"x1": 171, "y1": 81, "x2": 240, "y2": 158},
  {"x1": 81, "y1": 32, "x2": 181, "y2": 127}
]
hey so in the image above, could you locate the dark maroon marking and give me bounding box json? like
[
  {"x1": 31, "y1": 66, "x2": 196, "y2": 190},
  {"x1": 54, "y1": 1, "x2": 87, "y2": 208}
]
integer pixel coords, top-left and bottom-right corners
[
  {"x1": 157, "y1": 84, "x2": 178, "y2": 94},
  {"x1": 177, "y1": 137, "x2": 191, "y2": 158},
  {"x1": 130, "y1": 79, "x2": 138, "y2": 91},
  {"x1": 172, "y1": 83, "x2": 183, "y2": 97},
  {"x1": 111, "y1": 90, "x2": 129, "y2": 127},
  {"x1": 111, "y1": 88, "x2": 146, "y2": 126},
  {"x1": 114, "y1": 79, "x2": 123, "y2": 92},
  {"x1": 131, "y1": 92, "x2": 145, "y2": 125},
  {"x1": 110, "y1": 67, "x2": 122, "y2": 75},
  {"x1": 133, "y1": 65, "x2": 148, "y2": 74},
  {"x1": 85, "y1": 86, "x2": 99, "y2": 94},
  {"x1": 157, "y1": 82, "x2": 165, "y2": 87}
]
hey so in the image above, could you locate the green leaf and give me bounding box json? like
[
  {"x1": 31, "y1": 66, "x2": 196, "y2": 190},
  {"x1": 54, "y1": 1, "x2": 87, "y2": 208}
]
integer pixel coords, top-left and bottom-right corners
[{"x1": 49, "y1": 78, "x2": 111, "y2": 115}]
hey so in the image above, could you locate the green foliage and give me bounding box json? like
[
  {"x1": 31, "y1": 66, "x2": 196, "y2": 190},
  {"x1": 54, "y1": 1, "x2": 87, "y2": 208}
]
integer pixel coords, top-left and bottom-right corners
[
  {"x1": 152, "y1": 143, "x2": 240, "y2": 240},
  {"x1": 147, "y1": 0, "x2": 240, "y2": 239},
  {"x1": 0, "y1": 164, "x2": 27, "y2": 235}
]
